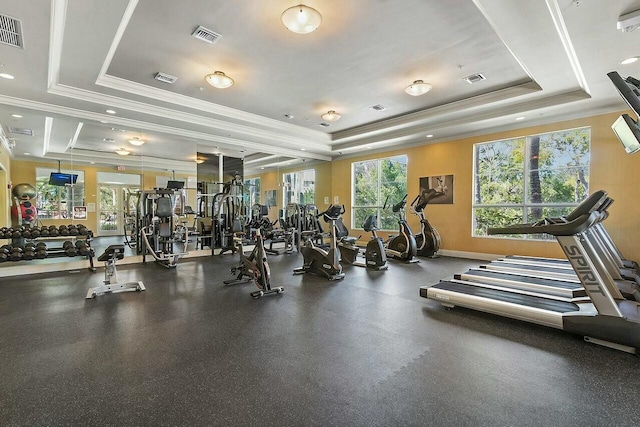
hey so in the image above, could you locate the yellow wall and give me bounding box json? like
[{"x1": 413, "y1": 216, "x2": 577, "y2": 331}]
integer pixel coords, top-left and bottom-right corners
[
  {"x1": 10, "y1": 159, "x2": 195, "y2": 235},
  {"x1": 0, "y1": 143, "x2": 11, "y2": 228},
  {"x1": 9, "y1": 111, "x2": 640, "y2": 261},
  {"x1": 331, "y1": 111, "x2": 640, "y2": 261},
  {"x1": 248, "y1": 160, "x2": 333, "y2": 222}
]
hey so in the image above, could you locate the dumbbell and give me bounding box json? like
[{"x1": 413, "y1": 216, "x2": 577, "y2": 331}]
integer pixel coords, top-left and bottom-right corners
[
  {"x1": 36, "y1": 242, "x2": 47, "y2": 250},
  {"x1": 78, "y1": 225, "x2": 88, "y2": 236},
  {"x1": 59, "y1": 226, "x2": 69, "y2": 236},
  {"x1": 68, "y1": 226, "x2": 79, "y2": 236},
  {"x1": 35, "y1": 247, "x2": 47, "y2": 259},
  {"x1": 0, "y1": 245, "x2": 10, "y2": 263},
  {"x1": 40, "y1": 228, "x2": 50, "y2": 237},
  {"x1": 30, "y1": 228, "x2": 41, "y2": 238},
  {"x1": 24, "y1": 242, "x2": 36, "y2": 251},
  {"x1": 11, "y1": 230, "x2": 21, "y2": 239},
  {"x1": 23, "y1": 247, "x2": 35, "y2": 260},
  {"x1": 62, "y1": 241, "x2": 76, "y2": 257},
  {"x1": 21, "y1": 229, "x2": 32, "y2": 238},
  {"x1": 9, "y1": 246, "x2": 23, "y2": 261},
  {"x1": 49, "y1": 228, "x2": 59, "y2": 237},
  {"x1": 75, "y1": 241, "x2": 91, "y2": 256}
]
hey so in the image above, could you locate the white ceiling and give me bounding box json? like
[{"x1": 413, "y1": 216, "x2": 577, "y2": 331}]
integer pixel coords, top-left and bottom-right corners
[{"x1": 0, "y1": 0, "x2": 638, "y2": 175}]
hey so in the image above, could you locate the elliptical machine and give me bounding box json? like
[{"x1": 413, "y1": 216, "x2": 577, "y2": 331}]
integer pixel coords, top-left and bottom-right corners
[
  {"x1": 293, "y1": 204, "x2": 345, "y2": 281},
  {"x1": 337, "y1": 215, "x2": 388, "y2": 270},
  {"x1": 223, "y1": 227, "x2": 284, "y2": 298},
  {"x1": 411, "y1": 189, "x2": 444, "y2": 258},
  {"x1": 384, "y1": 195, "x2": 419, "y2": 263}
]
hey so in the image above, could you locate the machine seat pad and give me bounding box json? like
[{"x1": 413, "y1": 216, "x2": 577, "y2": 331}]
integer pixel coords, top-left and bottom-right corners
[
  {"x1": 98, "y1": 244, "x2": 125, "y2": 262},
  {"x1": 341, "y1": 236, "x2": 358, "y2": 244}
]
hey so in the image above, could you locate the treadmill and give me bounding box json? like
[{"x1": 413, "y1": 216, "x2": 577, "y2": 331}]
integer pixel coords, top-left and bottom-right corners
[
  {"x1": 422, "y1": 208, "x2": 640, "y2": 353},
  {"x1": 479, "y1": 192, "x2": 640, "y2": 301}
]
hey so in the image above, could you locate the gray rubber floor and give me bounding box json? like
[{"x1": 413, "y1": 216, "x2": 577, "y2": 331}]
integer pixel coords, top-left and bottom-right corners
[{"x1": 1, "y1": 253, "x2": 639, "y2": 426}]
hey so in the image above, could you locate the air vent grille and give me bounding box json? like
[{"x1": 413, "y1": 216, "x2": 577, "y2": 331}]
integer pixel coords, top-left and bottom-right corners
[
  {"x1": 0, "y1": 14, "x2": 23, "y2": 48},
  {"x1": 191, "y1": 26, "x2": 221, "y2": 44},
  {"x1": 318, "y1": 122, "x2": 330, "y2": 128},
  {"x1": 369, "y1": 104, "x2": 387, "y2": 111},
  {"x1": 154, "y1": 72, "x2": 178, "y2": 84},
  {"x1": 463, "y1": 73, "x2": 486, "y2": 84},
  {"x1": 8, "y1": 126, "x2": 33, "y2": 136}
]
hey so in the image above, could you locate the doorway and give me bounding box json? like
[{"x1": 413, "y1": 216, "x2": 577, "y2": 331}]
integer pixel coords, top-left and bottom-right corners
[{"x1": 98, "y1": 184, "x2": 140, "y2": 236}]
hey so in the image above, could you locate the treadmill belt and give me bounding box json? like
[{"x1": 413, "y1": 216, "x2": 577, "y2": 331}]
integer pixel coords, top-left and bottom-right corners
[
  {"x1": 488, "y1": 263, "x2": 574, "y2": 275},
  {"x1": 463, "y1": 269, "x2": 580, "y2": 290},
  {"x1": 506, "y1": 255, "x2": 569, "y2": 265},
  {"x1": 432, "y1": 281, "x2": 580, "y2": 313}
]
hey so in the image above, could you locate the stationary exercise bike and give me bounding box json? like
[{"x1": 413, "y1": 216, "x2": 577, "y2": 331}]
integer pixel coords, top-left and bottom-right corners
[
  {"x1": 411, "y1": 189, "x2": 445, "y2": 258},
  {"x1": 384, "y1": 195, "x2": 419, "y2": 263},
  {"x1": 223, "y1": 227, "x2": 284, "y2": 298},
  {"x1": 337, "y1": 215, "x2": 388, "y2": 270},
  {"x1": 293, "y1": 204, "x2": 345, "y2": 281}
]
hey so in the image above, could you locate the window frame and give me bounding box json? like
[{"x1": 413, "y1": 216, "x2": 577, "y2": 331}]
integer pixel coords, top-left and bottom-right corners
[
  {"x1": 351, "y1": 155, "x2": 408, "y2": 231},
  {"x1": 35, "y1": 168, "x2": 86, "y2": 220},
  {"x1": 472, "y1": 126, "x2": 591, "y2": 240}
]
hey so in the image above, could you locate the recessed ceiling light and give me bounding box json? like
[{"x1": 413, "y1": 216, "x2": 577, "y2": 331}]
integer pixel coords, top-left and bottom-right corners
[
  {"x1": 90, "y1": 161, "x2": 95, "y2": 164},
  {"x1": 284, "y1": 114, "x2": 294, "y2": 119},
  {"x1": 106, "y1": 109, "x2": 117, "y2": 114},
  {"x1": 300, "y1": 148, "x2": 306, "y2": 151},
  {"x1": 515, "y1": 116, "x2": 525, "y2": 121},
  {"x1": 0, "y1": 73, "x2": 15, "y2": 79},
  {"x1": 103, "y1": 138, "x2": 115, "y2": 142},
  {"x1": 99, "y1": 120, "x2": 108, "y2": 124},
  {"x1": 426, "y1": 134, "x2": 434, "y2": 138},
  {"x1": 23, "y1": 152, "x2": 30, "y2": 156},
  {"x1": 111, "y1": 127, "x2": 126, "y2": 132},
  {"x1": 11, "y1": 114, "x2": 22, "y2": 118},
  {"x1": 365, "y1": 146, "x2": 372, "y2": 149},
  {"x1": 260, "y1": 167, "x2": 265, "y2": 170},
  {"x1": 621, "y1": 56, "x2": 639, "y2": 65}
]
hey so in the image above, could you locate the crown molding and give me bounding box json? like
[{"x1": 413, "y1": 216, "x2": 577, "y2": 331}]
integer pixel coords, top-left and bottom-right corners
[{"x1": 0, "y1": 94, "x2": 332, "y2": 161}]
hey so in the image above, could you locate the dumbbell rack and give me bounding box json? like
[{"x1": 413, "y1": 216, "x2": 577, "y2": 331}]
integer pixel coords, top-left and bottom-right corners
[{"x1": 11, "y1": 235, "x2": 96, "y2": 272}]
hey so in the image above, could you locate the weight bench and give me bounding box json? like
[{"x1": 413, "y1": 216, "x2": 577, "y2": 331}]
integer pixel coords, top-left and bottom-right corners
[{"x1": 86, "y1": 244, "x2": 145, "y2": 299}]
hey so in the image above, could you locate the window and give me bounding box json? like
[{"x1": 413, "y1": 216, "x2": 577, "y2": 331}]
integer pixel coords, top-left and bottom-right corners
[
  {"x1": 244, "y1": 178, "x2": 261, "y2": 207},
  {"x1": 352, "y1": 155, "x2": 407, "y2": 230},
  {"x1": 36, "y1": 168, "x2": 85, "y2": 219},
  {"x1": 283, "y1": 169, "x2": 315, "y2": 206},
  {"x1": 473, "y1": 127, "x2": 590, "y2": 239}
]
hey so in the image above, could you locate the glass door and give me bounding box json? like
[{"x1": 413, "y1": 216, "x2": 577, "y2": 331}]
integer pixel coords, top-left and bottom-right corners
[{"x1": 98, "y1": 184, "x2": 140, "y2": 236}]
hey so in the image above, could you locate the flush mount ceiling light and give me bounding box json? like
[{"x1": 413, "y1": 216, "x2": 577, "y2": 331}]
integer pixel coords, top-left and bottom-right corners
[
  {"x1": 405, "y1": 80, "x2": 432, "y2": 96},
  {"x1": 128, "y1": 137, "x2": 146, "y2": 146},
  {"x1": 194, "y1": 158, "x2": 205, "y2": 164},
  {"x1": 621, "y1": 56, "x2": 639, "y2": 65},
  {"x1": 11, "y1": 114, "x2": 22, "y2": 118},
  {"x1": 0, "y1": 73, "x2": 14, "y2": 79},
  {"x1": 205, "y1": 71, "x2": 234, "y2": 89},
  {"x1": 106, "y1": 109, "x2": 117, "y2": 114},
  {"x1": 115, "y1": 148, "x2": 130, "y2": 156},
  {"x1": 281, "y1": 4, "x2": 322, "y2": 34},
  {"x1": 321, "y1": 110, "x2": 341, "y2": 121}
]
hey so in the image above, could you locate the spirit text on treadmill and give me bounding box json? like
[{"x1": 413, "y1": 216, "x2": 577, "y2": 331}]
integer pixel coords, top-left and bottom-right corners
[{"x1": 563, "y1": 244, "x2": 605, "y2": 296}]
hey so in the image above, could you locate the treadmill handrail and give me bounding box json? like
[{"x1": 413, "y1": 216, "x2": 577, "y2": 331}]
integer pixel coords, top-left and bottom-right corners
[
  {"x1": 488, "y1": 211, "x2": 600, "y2": 236},
  {"x1": 565, "y1": 190, "x2": 607, "y2": 221}
]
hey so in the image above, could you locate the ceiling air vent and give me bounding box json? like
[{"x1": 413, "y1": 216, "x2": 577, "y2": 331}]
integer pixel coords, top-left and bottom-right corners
[
  {"x1": 0, "y1": 14, "x2": 23, "y2": 49},
  {"x1": 154, "y1": 72, "x2": 178, "y2": 84},
  {"x1": 191, "y1": 26, "x2": 221, "y2": 44},
  {"x1": 8, "y1": 126, "x2": 33, "y2": 136},
  {"x1": 369, "y1": 104, "x2": 387, "y2": 111},
  {"x1": 317, "y1": 122, "x2": 330, "y2": 128},
  {"x1": 462, "y1": 73, "x2": 486, "y2": 84}
]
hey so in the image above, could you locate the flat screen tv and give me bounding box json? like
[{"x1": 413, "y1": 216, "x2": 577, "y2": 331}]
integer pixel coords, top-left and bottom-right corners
[
  {"x1": 49, "y1": 172, "x2": 78, "y2": 186},
  {"x1": 611, "y1": 114, "x2": 640, "y2": 154},
  {"x1": 166, "y1": 180, "x2": 185, "y2": 189},
  {"x1": 608, "y1": 71, "x2": 640, "y2": 118}
]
